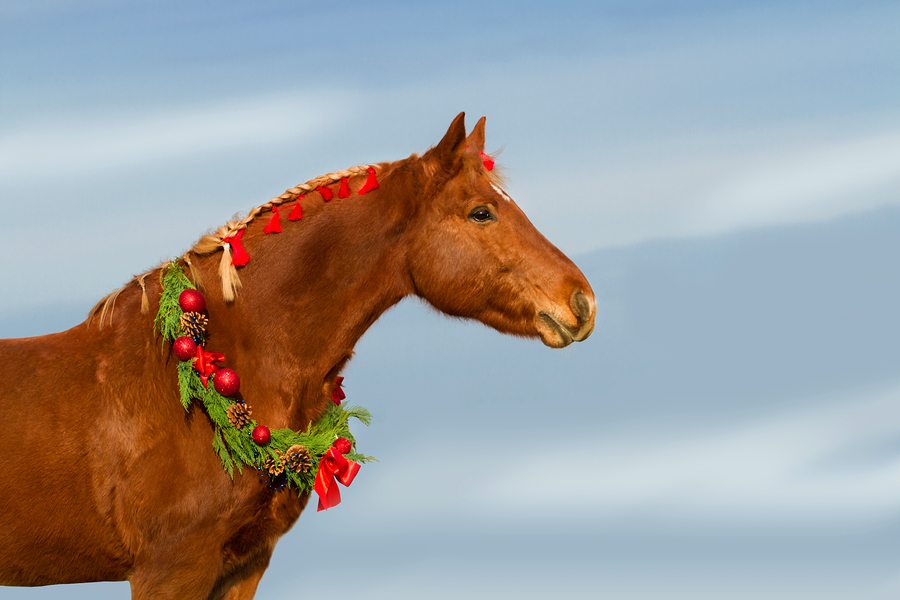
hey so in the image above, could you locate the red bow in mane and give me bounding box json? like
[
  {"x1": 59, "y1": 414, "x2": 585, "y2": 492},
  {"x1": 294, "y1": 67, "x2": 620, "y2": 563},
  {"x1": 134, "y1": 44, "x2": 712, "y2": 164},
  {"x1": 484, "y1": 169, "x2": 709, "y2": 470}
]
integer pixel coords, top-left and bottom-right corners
[
  {"x1": 479, "y1": 150, "x2": 495, "y2": 171},
  {"x1": 193, "y1": 347, "x2": 225, "y2": 388},
  {"x1": 357, "y1": 166, "x2": 379, "y2": 195},
  {"x1": 317, "y1": 186, "x2": 334, "y2": 201},
  {"x1": 337, "y1": 177, "x2": 351, "y2": 199},
  {"x1": 263, "y1": 206, "x2": 282, "y2": 234},
  {"x1": 314, "y1": 437, "x2": 360, "y2": 511},
  {"x1": 288, "y1": 195, "x2": 304, "y2": 221},
  {"x1": 222, "y1": 229, "x2": 250, "y2": 267}
]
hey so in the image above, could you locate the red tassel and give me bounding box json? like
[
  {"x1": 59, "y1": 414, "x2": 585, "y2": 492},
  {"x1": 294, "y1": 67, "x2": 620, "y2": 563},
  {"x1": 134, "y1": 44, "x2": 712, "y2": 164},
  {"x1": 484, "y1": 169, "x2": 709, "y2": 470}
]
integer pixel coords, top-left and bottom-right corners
[
  {"x1": 337, "y1": 177, "x2": 351, "y2": 198},
  {"x1": 263, "y1": 206, "x2": 282, "y2": 234},
  {"x1": 317, "y1": 186, "x2": 334, "y2": 202},
  {"x1": 222, "y1": 229, "x2": 250, "y2": 267},
  {"x1": 357, "y1": 166, "x2": 379, "y2": 195},
  {"x1": 480, "y1": 150, "x2": 495, "y2": 171},
  {"x1": 288, "y1": 196, "x2": 303, "y2": 221}
]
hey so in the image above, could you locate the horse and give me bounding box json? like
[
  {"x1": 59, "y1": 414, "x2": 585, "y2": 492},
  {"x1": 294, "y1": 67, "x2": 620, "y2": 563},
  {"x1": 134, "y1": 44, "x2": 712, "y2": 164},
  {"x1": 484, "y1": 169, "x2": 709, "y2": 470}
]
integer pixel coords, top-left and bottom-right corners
[{"x1": 0, "y1": 113, "x2": 596, "y2": 599}]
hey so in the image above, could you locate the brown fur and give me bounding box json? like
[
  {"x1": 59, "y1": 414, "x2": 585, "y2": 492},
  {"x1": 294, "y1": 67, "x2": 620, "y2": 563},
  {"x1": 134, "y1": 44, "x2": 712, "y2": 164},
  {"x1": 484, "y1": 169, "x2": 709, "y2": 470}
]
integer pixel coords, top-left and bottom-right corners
[{"x1": 0, "y1": 114, "x2": 595, "y2": 599}]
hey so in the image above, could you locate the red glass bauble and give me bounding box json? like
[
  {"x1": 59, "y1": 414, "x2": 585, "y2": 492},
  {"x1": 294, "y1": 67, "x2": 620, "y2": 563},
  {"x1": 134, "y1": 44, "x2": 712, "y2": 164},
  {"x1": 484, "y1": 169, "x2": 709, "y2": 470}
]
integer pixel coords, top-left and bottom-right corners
[
  {"x1": 251, "y1": 425, "x2": 271, "y2": 445},
  {"x1": 178, "y1": 289, "x2": 206, "y2": 313},
  {"x1": 213, "y1": 368, "x2": 240, "y2": 397},
  {"x1": 333, "y1": 437, "x2": 352, "y2": 454},
  {"x1": 172, "y1": 336, "x2": 197, "y2": 361}
]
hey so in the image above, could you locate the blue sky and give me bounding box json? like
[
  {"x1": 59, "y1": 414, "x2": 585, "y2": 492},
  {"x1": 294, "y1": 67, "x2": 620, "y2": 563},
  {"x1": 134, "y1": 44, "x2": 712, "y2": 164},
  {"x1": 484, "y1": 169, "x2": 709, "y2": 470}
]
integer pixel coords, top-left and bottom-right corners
[{"x1": 2, "y1": 1, "x2": 900, "y2": 598}]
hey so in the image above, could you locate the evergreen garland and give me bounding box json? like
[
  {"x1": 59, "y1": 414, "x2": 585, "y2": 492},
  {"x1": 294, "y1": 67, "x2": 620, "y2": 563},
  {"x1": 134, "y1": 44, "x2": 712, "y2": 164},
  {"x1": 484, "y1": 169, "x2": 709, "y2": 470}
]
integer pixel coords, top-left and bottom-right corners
[{"x1": 154, "y1": 261, "x2": 373, "y2": 493}]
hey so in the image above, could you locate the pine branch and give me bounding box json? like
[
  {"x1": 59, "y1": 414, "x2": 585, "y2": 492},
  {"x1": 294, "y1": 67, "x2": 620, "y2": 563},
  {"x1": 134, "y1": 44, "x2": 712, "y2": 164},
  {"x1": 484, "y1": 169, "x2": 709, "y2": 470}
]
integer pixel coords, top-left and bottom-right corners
[
  {"x1": 177, "y1": 361, "x2": 195, "y2": 410},
  {"x1": 154, "y1": 260, "x2": 194, "y2": 342},
  {"x1": 212, "y1": 430, "x2": 236, "y2": 478}
]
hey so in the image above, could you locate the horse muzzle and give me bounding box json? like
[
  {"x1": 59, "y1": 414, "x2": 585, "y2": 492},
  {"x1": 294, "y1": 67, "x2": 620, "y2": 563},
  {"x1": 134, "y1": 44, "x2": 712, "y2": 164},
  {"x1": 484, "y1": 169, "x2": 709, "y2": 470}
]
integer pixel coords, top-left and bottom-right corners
[{"x1": 536, "y1": 290, "x2": 596, "y2": 348}]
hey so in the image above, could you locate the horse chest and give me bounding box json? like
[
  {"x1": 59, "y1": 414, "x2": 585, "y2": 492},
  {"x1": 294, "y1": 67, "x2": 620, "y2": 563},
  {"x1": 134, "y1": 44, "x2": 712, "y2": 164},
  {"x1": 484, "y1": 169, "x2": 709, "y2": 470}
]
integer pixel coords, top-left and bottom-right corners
[{"x1": 220, "y1": 490, "x2": 309, "y2": 566}]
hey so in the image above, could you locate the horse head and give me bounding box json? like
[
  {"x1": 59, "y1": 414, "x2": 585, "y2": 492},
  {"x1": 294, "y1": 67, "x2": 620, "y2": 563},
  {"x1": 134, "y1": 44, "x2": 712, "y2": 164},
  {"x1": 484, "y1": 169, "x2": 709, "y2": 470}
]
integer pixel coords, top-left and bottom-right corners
[{"x1": 404, "y1": 113, "x2": 596, "y2": 348}]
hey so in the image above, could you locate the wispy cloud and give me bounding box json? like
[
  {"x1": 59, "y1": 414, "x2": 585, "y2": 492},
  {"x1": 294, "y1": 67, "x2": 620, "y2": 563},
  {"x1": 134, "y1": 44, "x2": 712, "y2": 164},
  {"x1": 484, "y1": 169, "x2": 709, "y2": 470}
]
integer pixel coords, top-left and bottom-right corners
[
  {"x1": 691, "y1": 130, "x2": 900, "y2": 236},
  {"x1": 0, "y1": 91, "x2": 355, "y2": 181},
  {"x1": 362, "y1": 382, "x2": 900, "y2": 526},
  {"x1": 521, "y1": 124, "x2": 900, "y2": 254}
]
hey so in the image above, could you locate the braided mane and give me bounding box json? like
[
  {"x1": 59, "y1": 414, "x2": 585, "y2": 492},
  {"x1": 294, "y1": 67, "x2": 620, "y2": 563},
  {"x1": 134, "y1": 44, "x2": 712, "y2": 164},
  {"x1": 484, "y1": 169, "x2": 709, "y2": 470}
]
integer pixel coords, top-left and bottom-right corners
[{"x1": 89, "y1": 163, "x2": 381, "y2": 328}]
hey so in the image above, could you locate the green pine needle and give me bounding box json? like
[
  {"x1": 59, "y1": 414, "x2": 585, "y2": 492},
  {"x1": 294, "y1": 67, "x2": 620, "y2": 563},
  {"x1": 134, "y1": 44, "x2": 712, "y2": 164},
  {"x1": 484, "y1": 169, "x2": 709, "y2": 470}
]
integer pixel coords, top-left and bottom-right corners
[
  {"x1": 212, "y1": 430, "x2": 236, "y2": 479},
  {"x1": 176, "y1": 361, "x2": 195, "y2": 410},
  {"x1": 154, "y1": 260, "x2": 194, "y2": 343}
]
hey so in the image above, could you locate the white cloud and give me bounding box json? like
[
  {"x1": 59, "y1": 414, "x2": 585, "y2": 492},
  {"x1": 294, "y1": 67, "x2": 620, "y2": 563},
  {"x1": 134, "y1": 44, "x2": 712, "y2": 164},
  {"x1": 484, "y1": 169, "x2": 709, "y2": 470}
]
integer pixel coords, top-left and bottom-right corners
[
  {"x1": 489, "y1": 387, "x2": 900, "y2": 521},
  {"x1": 519, "y1": 124, "x2": 900, "y2": 254},
  {"x1": 0, "y1": 91, "x2": 355, "y2": 181},
  {"x1": 691, "y1": 130, "x2": 900, "y2": 235},
  {"x1": 362, "y1": 382, "x2": 900, "y2": 526}
]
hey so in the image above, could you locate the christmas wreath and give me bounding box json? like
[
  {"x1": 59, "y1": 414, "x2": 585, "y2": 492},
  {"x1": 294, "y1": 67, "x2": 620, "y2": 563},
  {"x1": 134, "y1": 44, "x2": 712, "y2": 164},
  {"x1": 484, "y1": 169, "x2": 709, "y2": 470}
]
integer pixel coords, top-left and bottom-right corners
[{"x1": 154, "y1": 262, "x2": 372, "y2": 511}]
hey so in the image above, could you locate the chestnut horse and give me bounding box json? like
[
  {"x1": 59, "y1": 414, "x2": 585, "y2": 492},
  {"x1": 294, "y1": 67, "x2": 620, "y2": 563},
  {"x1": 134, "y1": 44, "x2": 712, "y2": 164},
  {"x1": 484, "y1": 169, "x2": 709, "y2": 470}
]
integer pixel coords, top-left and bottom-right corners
[{"x1": 0, "y1": 113, "x2": 595, "y2": 599}]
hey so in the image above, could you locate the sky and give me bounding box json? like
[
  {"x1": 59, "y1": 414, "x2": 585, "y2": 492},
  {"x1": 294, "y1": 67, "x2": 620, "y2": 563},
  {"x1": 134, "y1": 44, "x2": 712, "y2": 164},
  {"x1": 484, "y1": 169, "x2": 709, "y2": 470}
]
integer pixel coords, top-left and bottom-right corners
[{"x1": 2, "y1": 1, "x2": 900, "y2": 598}]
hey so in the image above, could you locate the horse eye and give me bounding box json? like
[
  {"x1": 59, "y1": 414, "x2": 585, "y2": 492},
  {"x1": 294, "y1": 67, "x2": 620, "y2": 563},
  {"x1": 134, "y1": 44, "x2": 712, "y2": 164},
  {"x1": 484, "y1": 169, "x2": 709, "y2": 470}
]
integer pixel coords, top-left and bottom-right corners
[{"x1": 469, "y1": 207, "x2": 495, "y2": 223}]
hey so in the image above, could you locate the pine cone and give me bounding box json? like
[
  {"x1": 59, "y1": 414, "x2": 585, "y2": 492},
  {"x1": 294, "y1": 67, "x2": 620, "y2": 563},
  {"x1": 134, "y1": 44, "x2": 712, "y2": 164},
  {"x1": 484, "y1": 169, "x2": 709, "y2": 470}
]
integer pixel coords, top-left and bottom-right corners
[
  {"x1": 284, "y1": 444, "x2": 313, "y2": 474},
  {"x1": 263, "y1": 453, "x2": 285, "y2": 477},
  {"x1": 179, "y1": 311, "x2": 208, "y2": 343},
  {"x1": 226, "y1": 402, "x2": 252, "y2": 429}
]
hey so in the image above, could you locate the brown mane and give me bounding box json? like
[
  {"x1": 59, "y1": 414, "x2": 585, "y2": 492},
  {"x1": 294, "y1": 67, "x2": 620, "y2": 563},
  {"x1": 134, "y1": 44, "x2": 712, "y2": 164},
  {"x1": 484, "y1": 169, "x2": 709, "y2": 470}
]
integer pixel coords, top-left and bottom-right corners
[{"x1": 89, "y1": 161, "x2": 387, "y2": 328}]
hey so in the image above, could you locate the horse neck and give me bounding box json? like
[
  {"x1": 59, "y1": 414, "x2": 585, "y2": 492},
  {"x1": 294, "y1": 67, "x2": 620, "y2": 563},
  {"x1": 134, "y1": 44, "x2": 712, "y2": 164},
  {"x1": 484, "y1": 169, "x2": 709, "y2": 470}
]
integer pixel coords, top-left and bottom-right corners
[{"x1": 193, "y1": 160, "x2": 416, "y2": 427}]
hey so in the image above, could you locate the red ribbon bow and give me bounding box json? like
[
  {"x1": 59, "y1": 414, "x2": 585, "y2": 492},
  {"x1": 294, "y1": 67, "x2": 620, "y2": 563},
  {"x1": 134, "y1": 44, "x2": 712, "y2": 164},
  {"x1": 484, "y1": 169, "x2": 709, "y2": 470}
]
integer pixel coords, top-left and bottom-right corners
[
  {"x1": 193, "y1": 346, "x2": 225, "y2": 388},
  {"x1": 315, "y1": 437, "x2": 360, "y2": 511},
  {"x1": 331, "y1": 375, "x2": 346, "y2": 405},
  {"x1": 222, "y1": 229, "x2": 250, "y2": 267}
]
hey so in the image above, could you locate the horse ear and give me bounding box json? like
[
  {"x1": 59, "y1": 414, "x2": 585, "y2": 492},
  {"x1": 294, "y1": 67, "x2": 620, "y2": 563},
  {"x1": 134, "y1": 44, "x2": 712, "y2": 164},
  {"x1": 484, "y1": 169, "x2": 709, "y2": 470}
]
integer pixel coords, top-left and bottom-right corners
[
  {"x1": 467, "y1": 116, "x2": 486, "y2": 152},
  {"x1": 427, "y1": 112, "x2": 467, "y2": 171}
]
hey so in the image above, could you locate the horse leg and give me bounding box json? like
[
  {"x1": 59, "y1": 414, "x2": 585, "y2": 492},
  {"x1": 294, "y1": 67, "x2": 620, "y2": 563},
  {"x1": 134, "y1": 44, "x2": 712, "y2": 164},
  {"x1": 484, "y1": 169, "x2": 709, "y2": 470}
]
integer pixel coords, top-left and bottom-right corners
[
  {"x1": 128, "y1": 549, "x2": 222, "y2": 600},
  {"x1": 208, "y1": 547, "x2": 273, "y2": 600},
  {"x1": 218, "y1": 564, "x2": 267, "y2": 600}
]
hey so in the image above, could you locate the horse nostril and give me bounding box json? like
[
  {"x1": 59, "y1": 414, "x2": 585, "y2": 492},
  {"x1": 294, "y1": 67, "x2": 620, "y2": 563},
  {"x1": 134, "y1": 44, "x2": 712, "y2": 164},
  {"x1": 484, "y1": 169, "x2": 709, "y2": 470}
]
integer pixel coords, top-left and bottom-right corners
[{"x1": 571, "y1": 290, "x2": 593, "y2": 323}]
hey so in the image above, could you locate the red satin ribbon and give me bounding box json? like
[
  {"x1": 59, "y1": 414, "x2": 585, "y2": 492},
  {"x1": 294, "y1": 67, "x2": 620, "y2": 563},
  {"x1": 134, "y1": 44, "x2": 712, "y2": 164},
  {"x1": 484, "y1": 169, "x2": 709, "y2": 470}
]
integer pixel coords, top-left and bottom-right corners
[
  {"x1": 193, "y1": 346, "x2": 225, "y2": 388},
  {"x1": 222, "y1": 229, "x2": 250, "y2": 267},
  {"x1": 315, "y1": 437, "x2": 360, "y2": 511},
  {"x1": 331, "y1": 375, "x2": 346, "y2": 405}
]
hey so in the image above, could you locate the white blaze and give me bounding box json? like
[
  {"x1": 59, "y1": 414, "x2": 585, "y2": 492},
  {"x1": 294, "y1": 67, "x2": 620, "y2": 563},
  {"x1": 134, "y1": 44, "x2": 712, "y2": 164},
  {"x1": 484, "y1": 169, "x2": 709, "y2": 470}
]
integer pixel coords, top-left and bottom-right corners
[{"x1": 491, "y1": 182, "x2": 513, "y2": 202}]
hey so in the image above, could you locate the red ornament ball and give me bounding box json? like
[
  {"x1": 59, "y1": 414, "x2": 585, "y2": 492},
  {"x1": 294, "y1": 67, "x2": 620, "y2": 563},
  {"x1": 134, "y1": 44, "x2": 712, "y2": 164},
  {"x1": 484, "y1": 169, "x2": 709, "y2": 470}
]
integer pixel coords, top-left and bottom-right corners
[
  {"x1": 333, "y1": 437, "x2": 352, "y2": 455},
  {"x1": 213, "y1": 368, "x2": 240, "y2": 397},
  {"x1": 172, "y1": 336, "x2": 197, "y2": 361},
  {"x1": 251, "y1": 425, "x2": 271, "y2": 445},
  {"x1": 178, "y1": 289, "x2": 206, "y2": 313}
]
